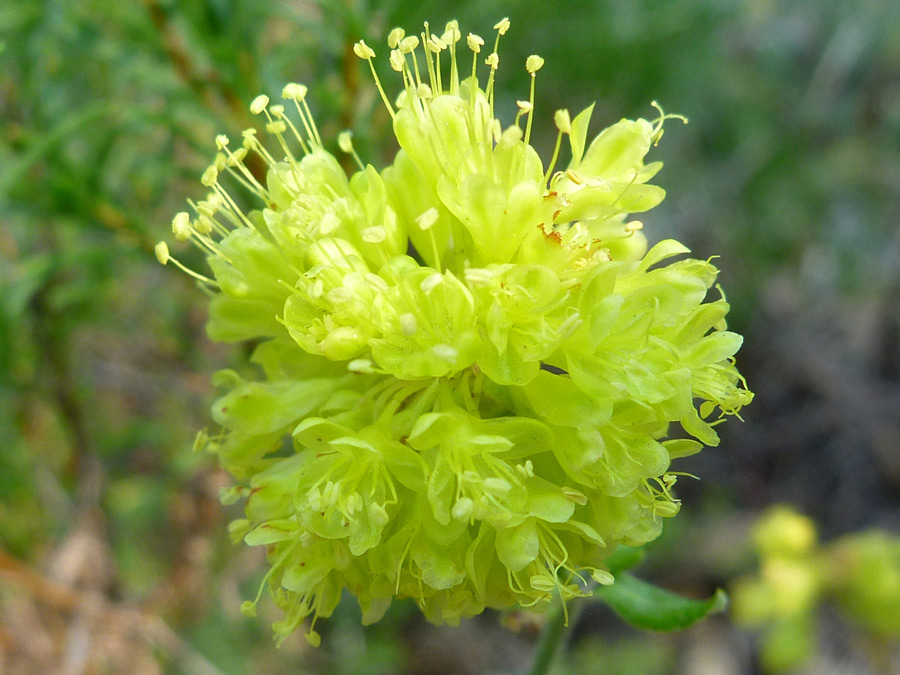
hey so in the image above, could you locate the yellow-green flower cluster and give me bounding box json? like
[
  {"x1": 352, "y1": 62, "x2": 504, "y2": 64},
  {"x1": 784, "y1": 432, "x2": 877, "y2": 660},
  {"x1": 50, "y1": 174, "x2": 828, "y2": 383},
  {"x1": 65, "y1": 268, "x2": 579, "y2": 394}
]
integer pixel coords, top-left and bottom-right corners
[
  {"x1": 159, "y1": 19, "x2": 752, "y2": 646},
  {"x1": 732, "y1": 506, "x2": 900, "y2": 671}
]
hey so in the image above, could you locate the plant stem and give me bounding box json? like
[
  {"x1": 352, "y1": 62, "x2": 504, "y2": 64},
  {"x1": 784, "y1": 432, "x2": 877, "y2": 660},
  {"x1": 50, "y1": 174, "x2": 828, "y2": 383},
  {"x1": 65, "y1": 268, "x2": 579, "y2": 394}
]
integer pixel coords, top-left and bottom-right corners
[{"x1": 527, "y1": 595, "x2": 588, "y2": 675}]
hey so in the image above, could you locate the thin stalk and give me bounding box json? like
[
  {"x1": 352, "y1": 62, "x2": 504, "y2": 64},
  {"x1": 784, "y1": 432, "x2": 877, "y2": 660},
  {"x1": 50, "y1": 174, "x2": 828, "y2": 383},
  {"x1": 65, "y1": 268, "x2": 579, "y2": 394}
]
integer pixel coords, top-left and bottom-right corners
[{"x1": 527, "y1": 594, "x2": 589, "y2": 675}]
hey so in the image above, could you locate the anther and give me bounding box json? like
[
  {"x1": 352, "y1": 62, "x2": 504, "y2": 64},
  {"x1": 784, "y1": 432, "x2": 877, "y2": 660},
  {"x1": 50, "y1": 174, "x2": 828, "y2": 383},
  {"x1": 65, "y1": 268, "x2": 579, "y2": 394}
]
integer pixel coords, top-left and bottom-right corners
[
  {"x1": 451, "y1": 497, "x2": 474, "y2": 522},
  {"x1": 249, "y1": 94, "x2": 269, "y2": 115},
  {"x1": 281, "y1": 82, "x2": 308, "y2": 100},
  {"x1": 399, "y1": 313, "x2": 417, "y2": 336},
  {"x1": 348, "y1": 358, "x2": 376, "y2": 374},
  {"x1": 526, "y1": 55, "x2": 544, "y2": 74},
  {"x1": 361, "y1": 225, "x2": 387, "y2": 243},
  {"x1": 172, "y1": 211, "x2": 192, "y2": 241},
  {"x1": 529, "y1": 575, "x2": 556, "y2": 592},
  {"x1": 467, "y1": 33, "x2": 484, "y2": 53},
  {"x1": 399, "y1": 35, "x2": 419, "y2": 53},
  {"x1": 432, "y1": 344, "x2": 459, "y2": 362},
  {"x1": 387, "y1": 28, "x2": 405, "y2": 49},
  {"x1": 389, "y1": 49, "x2": 404, "y2": 72},
  {"x1": 352, "y1": 40, "x2": 376, "y2": 60},
  {"x1": 338, "y1": 131, "x2": 353, "y2": 154},
  {"x1": 554, "y1": 109, "x2": 572, "y2": 134},
  {"x1": 565, "y1": 169, "x2": 584, "y2": 185},
  {"x1": 195, "y1": 216, "x2": 214, "y2": 235},
  {"x1": 561, "y1": 487, "x2": 588, "y2": 505},
  {"x1": 201, "y1": 166, "x2": 218, "y2": 187},
  {"x1": 442, "y1": 21, "x2": 461, "y2": 44},
  {"x1": 416, "y1": 207, "x2": 439, "y2": 230},
  {"x1": 155, "y1": 241, "x2": 170, "y2": 265},
  {"x1": 368, "y1": 502, "x2": 390, "y2": 527},
  {"x1": 226, "y1": 147, "x2": 247, "y2": 166},
  {"x1": 591, "y1": 569, "x2": 615, "y2": 585}
]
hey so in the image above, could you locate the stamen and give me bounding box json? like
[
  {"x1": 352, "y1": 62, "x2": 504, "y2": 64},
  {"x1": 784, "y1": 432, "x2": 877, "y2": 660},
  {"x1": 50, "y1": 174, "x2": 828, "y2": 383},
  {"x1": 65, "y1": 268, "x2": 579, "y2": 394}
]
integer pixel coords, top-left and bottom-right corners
[
  {"x1": 263, "y1": 107, "x2": 298, "y2": 169},
  {"x1": 387, "y1": 27, "x2": 405, "y2": 49},
  {"x1": 421, "y1": 23, "x2": 438, "y2": 94},
  {"x1": 649, "y1": 100, "x2": 688, "y2": 144},
  {"x1": 171, "y1": 211, "x2": 192, "y2": 241},
  {"x1": 155, "y1": 241, "x2": 218, "y2": 286},
  {"x1": 524, "y1": 55, "x2": 544, "y2": 144},
  {"x1": 154, "y1": 241, "x2": 169, "y2": 265},
  {"x1": 300, "y1": 95, "x2": 323, "y2": 147},
  {"x1": 200, "y1": 165, "x2": 218, "y2": 188},
  {"x1": 354, "y1": 40, "x2": 395, "y2": 118},
  {"x1": 390, "y1": 48, "x2": 419, "y2": 105},
  {"x1": 515, "y1": 99, "x2": 533, "y2": 128},
  {"x1": 187, "y1": 199, "x2": 229, "y2": 237},
  {"x1": 281, "y1": 83, "x2": 315, "y2": 153},
  {"x1": 399, "y1": 35, "x2": 419, "y2": 53},
  {"x1": 194, "y1": 215, "x2": 213, "y2": 235},
  {"x1": 389, "y1": 49, "x2": 405, "y2": 73},
  {"x1": 423, "y1": 23, "x2": 445, "y2": 94},
  {"x1": 485, "y1": 19, "x2": 509, "y2": 114},
  {"x1": 466, "y1": 33, "x2": 484, "y2": 108},
  {"x1": 484, "y1": 53, "x2": 500, "y2": 115},
  {"x1": 416, "y1": 207, "x2": 442, "y2": 271},
  {"x1": 212, "y1": 182, "x2": 256, "y2": 230},
  {"x1": 249, "y1": 94, "x2": 269, "y2": 115},
  {"x1": 242, "y1": 130, "x2": 279, "y2": 169},
  {"x1": 442, "y1": 21, "x2": 461, "y2": 96},
  {"x1": 415, "y1": 207, "x2": 439, "y2": 230},
  {"x1": 543, "y1": 109, "x2": 571, "y2": 185},
  {"x1": 554, "y1": 108, "x2": 572, "y2": 134},
  {"x1": 337, "y1": 130, "x2": 365, "y2": 171}
]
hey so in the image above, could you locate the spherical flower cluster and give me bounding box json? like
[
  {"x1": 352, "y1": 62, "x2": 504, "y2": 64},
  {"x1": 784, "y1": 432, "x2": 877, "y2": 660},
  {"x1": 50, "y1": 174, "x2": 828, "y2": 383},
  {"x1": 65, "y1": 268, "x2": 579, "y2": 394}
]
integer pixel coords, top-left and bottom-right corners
[{"x1": 158, "y1": 19, "x2": 752, "y2": 646}]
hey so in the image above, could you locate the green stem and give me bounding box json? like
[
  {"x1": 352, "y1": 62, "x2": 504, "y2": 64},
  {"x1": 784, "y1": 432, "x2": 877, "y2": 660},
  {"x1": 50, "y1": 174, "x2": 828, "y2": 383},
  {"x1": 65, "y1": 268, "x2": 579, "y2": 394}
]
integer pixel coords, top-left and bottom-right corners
[{"x1": 528, "y1": 595, "x2": 588, "y2": 675}]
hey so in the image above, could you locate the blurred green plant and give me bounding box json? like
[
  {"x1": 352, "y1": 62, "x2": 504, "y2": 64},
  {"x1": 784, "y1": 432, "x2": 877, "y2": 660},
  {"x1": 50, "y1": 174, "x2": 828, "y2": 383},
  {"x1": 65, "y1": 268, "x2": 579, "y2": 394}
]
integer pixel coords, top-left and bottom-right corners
[{"x1": 732, "y1": 505, "x2": 900, "y2": 672}]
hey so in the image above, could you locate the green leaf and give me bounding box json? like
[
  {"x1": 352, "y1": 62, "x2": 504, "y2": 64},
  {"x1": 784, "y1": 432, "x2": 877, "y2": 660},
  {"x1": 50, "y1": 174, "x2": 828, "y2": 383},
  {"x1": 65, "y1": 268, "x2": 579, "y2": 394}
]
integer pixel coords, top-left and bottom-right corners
[
  {"x1": 595, "y1": 572, "x2": 728, "y2": 631},
  {"x1": 604, "y1": 545, "x2": 645, "y2": 574}
]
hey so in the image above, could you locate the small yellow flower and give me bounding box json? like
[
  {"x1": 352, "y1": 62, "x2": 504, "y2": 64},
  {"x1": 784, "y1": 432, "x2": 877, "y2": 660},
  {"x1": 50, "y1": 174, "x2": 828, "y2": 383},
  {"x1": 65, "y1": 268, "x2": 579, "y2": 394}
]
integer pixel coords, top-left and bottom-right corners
[{"x1": 159, "y1": 19, "x2": 752, "y2": 646}]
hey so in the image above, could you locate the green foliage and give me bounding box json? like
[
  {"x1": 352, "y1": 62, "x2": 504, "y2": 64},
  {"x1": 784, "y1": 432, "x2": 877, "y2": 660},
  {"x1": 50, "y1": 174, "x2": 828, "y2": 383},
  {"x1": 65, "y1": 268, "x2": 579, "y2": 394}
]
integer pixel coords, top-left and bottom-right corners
[{"x1": 595, "y1": 574, "x2": 727, "y2": 632}]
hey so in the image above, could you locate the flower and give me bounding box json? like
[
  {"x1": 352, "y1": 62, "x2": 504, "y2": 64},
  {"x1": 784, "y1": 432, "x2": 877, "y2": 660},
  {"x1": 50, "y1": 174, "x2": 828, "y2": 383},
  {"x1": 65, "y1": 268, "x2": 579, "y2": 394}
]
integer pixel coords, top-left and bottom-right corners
[
  {"x1": 159, "y1": 18, "x2": 752, "y2": 646},
  {"x1": 732, "y1": 507, "x2": 900, "y2": 671}
]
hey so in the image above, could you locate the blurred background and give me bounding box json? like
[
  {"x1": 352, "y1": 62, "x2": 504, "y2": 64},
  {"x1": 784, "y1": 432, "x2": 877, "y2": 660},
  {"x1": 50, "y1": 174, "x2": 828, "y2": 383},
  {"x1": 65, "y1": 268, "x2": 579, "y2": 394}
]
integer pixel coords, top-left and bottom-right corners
[{"x1": 1, "y1": 0, "x2": 899, "y2": 673}]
